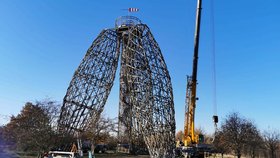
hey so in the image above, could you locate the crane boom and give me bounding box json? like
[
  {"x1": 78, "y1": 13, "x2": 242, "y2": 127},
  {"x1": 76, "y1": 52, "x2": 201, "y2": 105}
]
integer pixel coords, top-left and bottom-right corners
[{"x1": 184, "y1": 0, "x2": 202, "y2": 146}]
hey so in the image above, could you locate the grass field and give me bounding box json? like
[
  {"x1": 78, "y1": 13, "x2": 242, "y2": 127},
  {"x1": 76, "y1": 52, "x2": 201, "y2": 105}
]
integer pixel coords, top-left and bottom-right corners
[
  {"x1": 15, "y1": 152, "x2": 150, "y2": 158},
  {"x1": 2, "y1": 149, "x2": 237, "y2": 158},
  {"x1": 92, "y1": 153, "x2": 150, "y2": 158}
]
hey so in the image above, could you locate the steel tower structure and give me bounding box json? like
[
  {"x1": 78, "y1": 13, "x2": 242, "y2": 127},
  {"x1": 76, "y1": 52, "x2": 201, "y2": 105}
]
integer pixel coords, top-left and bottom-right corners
[{"x1": 58, "y1": 16, "x2": 175, "y2": 157}]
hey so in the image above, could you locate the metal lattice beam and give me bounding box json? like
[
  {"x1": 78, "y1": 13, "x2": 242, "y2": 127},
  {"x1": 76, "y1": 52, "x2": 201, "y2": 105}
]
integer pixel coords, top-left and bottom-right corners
[
  {"x1": 58, "y1": 29, "x2": 119, "y2": 134},
  {"x1": 58, "y1": 16, "x2": 175, "y2": 157}
]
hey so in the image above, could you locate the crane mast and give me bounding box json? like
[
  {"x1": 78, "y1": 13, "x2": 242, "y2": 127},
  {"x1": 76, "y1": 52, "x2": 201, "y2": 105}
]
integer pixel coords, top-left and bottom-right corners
[{"x1": 184, "y1": 0, "x2": 202, "y2": 146}]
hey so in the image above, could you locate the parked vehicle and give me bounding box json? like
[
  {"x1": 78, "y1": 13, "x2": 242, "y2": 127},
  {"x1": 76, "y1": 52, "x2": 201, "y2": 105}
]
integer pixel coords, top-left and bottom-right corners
[
  {"x1": 94, "y1": 144, "x2": 108, "y2": 153},
  {"x1": 46, "y1": 151, "x2": 80, "y2": 158},
  {"x1": 116, "y1": 144, "x2": 130, "y2": 153}
]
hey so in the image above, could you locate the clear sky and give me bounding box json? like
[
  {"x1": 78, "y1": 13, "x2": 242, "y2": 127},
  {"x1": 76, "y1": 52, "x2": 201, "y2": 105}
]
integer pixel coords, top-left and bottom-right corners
[{"x1": 1, "y1": 0, "x2": 280, "y2": 134}]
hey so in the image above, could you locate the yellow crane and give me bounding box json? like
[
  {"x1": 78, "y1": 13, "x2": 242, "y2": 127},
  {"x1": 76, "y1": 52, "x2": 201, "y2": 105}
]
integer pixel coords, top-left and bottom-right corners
[{"x1": 183, "y1": 0, "x2": 218, "y2": 147}]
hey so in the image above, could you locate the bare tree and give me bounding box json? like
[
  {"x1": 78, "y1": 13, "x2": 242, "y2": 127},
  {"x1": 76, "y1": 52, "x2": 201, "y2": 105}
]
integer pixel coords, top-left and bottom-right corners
[
  {"x1": 263, "y1": 129, "x2": 280, "y2": 158},
  {"x1": 175, "y1": 130, "x2": 183, "y2": 142},
  {"x1": 213, "y1": 130, "x2": 229, "y2": 158},
  {"x1": 83, "y1": 115, "x2": 117, "y2": 145},
  {"x1": 244, "y1": 123, "x2": 263, "y2": 158},
  {"x1": 218, "y1": 112, "x2": 261, "y2": 158},
  {"x1": 36, "y1": 99, "x2": 60, "y2": 129}
]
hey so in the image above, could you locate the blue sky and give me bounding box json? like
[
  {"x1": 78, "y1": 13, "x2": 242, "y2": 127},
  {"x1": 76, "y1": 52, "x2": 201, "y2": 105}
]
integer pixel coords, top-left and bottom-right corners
[{"x1": 1, "y1": 0, "x2": 280, "y2": 134}]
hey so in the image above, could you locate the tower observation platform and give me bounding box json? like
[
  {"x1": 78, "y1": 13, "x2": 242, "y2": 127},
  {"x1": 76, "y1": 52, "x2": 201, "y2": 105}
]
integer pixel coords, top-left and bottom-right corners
[{"x1": 115, "y1": 16, "x2": 142, "y2": 28}]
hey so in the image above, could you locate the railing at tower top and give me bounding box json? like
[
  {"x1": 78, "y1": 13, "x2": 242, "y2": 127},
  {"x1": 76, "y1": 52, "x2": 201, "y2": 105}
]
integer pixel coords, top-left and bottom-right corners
[{"x1": 115, "y1": 16, "x2": 142, "y2": 28}]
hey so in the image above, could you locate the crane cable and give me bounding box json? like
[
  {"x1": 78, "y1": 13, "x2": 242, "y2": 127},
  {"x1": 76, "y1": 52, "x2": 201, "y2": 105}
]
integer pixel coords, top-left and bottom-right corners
[{"x1": 210, "y1": 0, "x2": 218, "y2": 133}]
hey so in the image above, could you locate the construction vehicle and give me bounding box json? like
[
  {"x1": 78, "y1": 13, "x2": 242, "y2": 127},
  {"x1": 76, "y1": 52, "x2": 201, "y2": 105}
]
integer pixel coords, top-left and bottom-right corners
[{"x1": 181, "y1": 0, "x2": 219, "y2": 157}]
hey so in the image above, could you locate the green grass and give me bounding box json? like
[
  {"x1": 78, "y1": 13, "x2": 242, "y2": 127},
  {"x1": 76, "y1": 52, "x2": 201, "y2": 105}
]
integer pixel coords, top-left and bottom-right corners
[{"x1": 84, "y1": 153, "x2": 149, "y2": 158}]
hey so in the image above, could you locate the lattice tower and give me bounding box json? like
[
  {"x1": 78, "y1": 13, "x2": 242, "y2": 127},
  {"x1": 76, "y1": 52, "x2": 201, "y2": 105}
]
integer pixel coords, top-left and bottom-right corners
[{"x1": 58, "y1": 16, "x2": 175, "y2": 157}]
